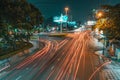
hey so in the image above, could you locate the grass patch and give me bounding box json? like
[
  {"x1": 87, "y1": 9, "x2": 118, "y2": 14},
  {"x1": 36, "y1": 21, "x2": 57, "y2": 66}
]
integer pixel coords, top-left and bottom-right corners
[
  {"x1": 30, "y1": 36, "x2": 39, "y2": 40},
  {"x1": 0, "y1": 43, "x2": 33, "y2": 60}
]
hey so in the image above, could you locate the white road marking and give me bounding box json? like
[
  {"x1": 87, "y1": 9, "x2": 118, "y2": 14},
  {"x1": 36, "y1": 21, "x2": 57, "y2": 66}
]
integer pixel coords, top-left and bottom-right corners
[
  {"x1": 51, "y1": 66, "x2": 54, "y2": 70},
  {"x1": 16, "y1": 76, "x2": 22, "y2": 80}
]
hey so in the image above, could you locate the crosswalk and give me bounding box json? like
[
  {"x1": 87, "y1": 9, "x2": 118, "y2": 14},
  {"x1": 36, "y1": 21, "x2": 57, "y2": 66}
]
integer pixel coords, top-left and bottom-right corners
[
  {"x1": 104, "y1": 69, "x2": 120, "y2": 80},
  {"x1": 103, "y1": 61, "x2": 120, "y2": 80}
]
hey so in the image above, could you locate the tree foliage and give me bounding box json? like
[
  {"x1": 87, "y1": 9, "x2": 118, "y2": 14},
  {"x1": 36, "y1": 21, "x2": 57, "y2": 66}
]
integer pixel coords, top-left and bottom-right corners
[
  {"x1": 94, "y1": 4, "x2": 120, "y2": 40},
  {"x1": 0, "y1": 0, "x2": 43, "y2": 30}
]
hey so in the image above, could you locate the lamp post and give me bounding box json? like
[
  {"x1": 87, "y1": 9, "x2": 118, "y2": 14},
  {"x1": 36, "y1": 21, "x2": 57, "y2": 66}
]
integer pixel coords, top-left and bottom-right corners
[
  {"x1": 65, "y1": 7, "x2": 69, "y2": 31},
  {"x1": 100, "y1": 30, "x2": 105, "y2": 55},
  {"x1": 60, "y1": 14, "x2": 63, "y2": 33},
  {"x1": 96, "y1": 11, "x2": 105, "y2": 55},
  {"x1": 60, "y1": 21, "x2": 62, "y2": 33},
  {"x1": 96, "y1": 10, "x2": 104, "y2": 19}
]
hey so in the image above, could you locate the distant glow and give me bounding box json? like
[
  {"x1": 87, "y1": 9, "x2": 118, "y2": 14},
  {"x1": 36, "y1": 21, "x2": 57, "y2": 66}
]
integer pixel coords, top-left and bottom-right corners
[
  {"x1": 68, "y1": 21, "x2": 76, "y2": 25},
  {"x1": 68, "y1": 21, "x2": 76, "y2": 26},
  {"x1": 9, "y1": 31, "x2": 12, "y2": 35},
  {"x1": 14, "y1": 29, "x2": 18, "y2": 32},
  {"x1": 100, "y1": 30, "x2": 103, "y2": 34},
  {"x1": 52, "y1": 27, "x2": 55, "y2": 30},
  {"x1": 81, "y1": 25, "x2": 86, "y2": 31},
  {"x1": 87, "y1": 21, "x2": 96, "y2": 25},
  {"x1": 35, "y1": 31, "x2": 38, "y2": 33},
  {"x1": 101, "y1": 19, "x2": 106, "y2": 23},
  {"x1": 82, "y1": 25, "x2": 85, "y2": 28},
  {"x1": 95, "y1": 28, "x2": 99, "y2": 32},
  {"x1": 92, "y1": 9, "x2": 96, "y2": 12},
  {"x1": 74, "y1": 25, "x2": 77, "y2": 28},
  {"x1": 95, "y1": 28, "x2": 99, "y2": 35},
  {"x1": 74, "y1": 28, "x2": 81, "y2": 31},
  {"x1": 98, "y1": 12, "x2": 102, "y2": 17},
  {"x1": 53, "y1": 16, "x2": 59, "y2": 22}
]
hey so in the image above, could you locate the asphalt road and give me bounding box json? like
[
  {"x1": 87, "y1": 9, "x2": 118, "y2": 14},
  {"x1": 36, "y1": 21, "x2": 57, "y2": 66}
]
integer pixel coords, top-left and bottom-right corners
[{"x1": 0, "y1": 31, "x2": 111, "y2": 80}]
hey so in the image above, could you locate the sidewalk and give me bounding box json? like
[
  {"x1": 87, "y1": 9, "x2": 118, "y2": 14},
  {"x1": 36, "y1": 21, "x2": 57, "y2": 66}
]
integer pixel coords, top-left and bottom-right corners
[
  {"x1": 102, "y1": 61, "x2": 120, "y2": 80},
  {"x1": 93, "y1": 34, "x2": 120, "y2": 79},
  {"x1": 95, "y1": 41, "x2": 120, "y2": 79}
]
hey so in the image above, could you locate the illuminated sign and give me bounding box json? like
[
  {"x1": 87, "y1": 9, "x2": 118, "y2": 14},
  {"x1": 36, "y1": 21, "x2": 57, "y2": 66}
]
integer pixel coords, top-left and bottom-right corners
[
  {"x1": 53, "y1": 14, "x2": 68, "y2": 23},
  {"x1": 68, "y1": 21, "x2": 76, "y2": 25}
]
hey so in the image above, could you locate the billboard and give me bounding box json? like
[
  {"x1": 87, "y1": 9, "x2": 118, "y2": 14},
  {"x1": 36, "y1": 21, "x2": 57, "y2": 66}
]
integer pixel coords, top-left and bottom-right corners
[{"x1": 53, "y1": 14, "x2": 68, "y2": 23}]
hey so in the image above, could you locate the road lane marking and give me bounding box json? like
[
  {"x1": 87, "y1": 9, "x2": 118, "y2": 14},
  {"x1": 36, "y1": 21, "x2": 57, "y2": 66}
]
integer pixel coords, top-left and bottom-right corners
[
  {"x1": 16, "y1": 76, "x2": 22, "y2": 80},
  {"x1": 51, "y1": 66, "x2": 54, "y2": 70},
  {"x1": 0, "y1": 64, "x2": 10, "y2": 72},
  {"x1": 57, "y1": 58, "x2": 60, "y2": 61},
  {"x1": 26, "y1": 68, "x2": 29, "y2": 70}
]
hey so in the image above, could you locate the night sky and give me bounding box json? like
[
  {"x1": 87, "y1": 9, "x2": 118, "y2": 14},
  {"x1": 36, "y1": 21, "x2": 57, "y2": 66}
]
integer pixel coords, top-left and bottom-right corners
[{"x1": 27, "y1": 0, "x2": 120, "y2": 23}]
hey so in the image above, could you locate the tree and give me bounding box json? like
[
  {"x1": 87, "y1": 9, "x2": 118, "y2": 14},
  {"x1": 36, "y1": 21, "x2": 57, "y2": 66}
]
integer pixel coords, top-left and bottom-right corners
[
  {"x1": 0, "y1": 0, "x2": 44, "y2": 50},
  {"x1": 94, "y1": 4, "x2": 120, "y2": 40}
]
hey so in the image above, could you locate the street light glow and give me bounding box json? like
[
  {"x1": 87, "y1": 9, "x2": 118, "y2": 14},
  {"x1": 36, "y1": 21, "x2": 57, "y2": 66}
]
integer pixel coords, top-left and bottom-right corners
[
  {"x1": 65, "y1": 7, "x2": 69, "y2": 15},
  {"x1": 98, "y1": 12, "x2": 102, "y2": 17},
  {"x1": 96, "y1": 11, "x2": 104, "y2": 19}
]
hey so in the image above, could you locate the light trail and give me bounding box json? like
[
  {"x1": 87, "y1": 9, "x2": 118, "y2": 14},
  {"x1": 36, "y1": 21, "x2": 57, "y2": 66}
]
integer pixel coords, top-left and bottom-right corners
[
  {"x1": 1, "y1": 38, "x2": 52, "y2": 80},
  {"x1": 46, "y1": 35, "x2": 78, "y2": 80},
  {"x1": 0, "y1": 31, "x2": 111, "y2": 80},
  {"x1": 32, "y1": 38, "x2": 71, "y2": 80},
  {"x1": 89, "y1": 60, "x2": 111, "y2": 80},
  {"x1": 15, "y1": 39, "x2": 51, "y2": 69}
]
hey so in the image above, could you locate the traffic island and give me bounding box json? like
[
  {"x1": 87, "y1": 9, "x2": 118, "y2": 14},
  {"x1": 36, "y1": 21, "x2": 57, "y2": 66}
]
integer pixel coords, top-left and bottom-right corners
[
  {"x1": 0, "y1": 42, "x2": 33, "y2": 60},
  {"x1": 48, "y1": 33, "x2": 68, "y2": 37}
]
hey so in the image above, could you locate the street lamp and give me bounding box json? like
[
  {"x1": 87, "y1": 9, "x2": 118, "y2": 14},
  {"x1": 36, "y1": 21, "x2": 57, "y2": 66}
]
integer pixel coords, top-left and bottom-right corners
[
  {"x1": 65, "y1": 7, "x2": 69, "y2": 15},
  {"x1": 65, "y1": 7, "x2": 69, "y2": 31},
  {"x1": 97, "y1": 12, "x2": 102, "y2": 17},
  {"x1": 96, "y1": 11, "x2": 104, "y2": 19}
]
